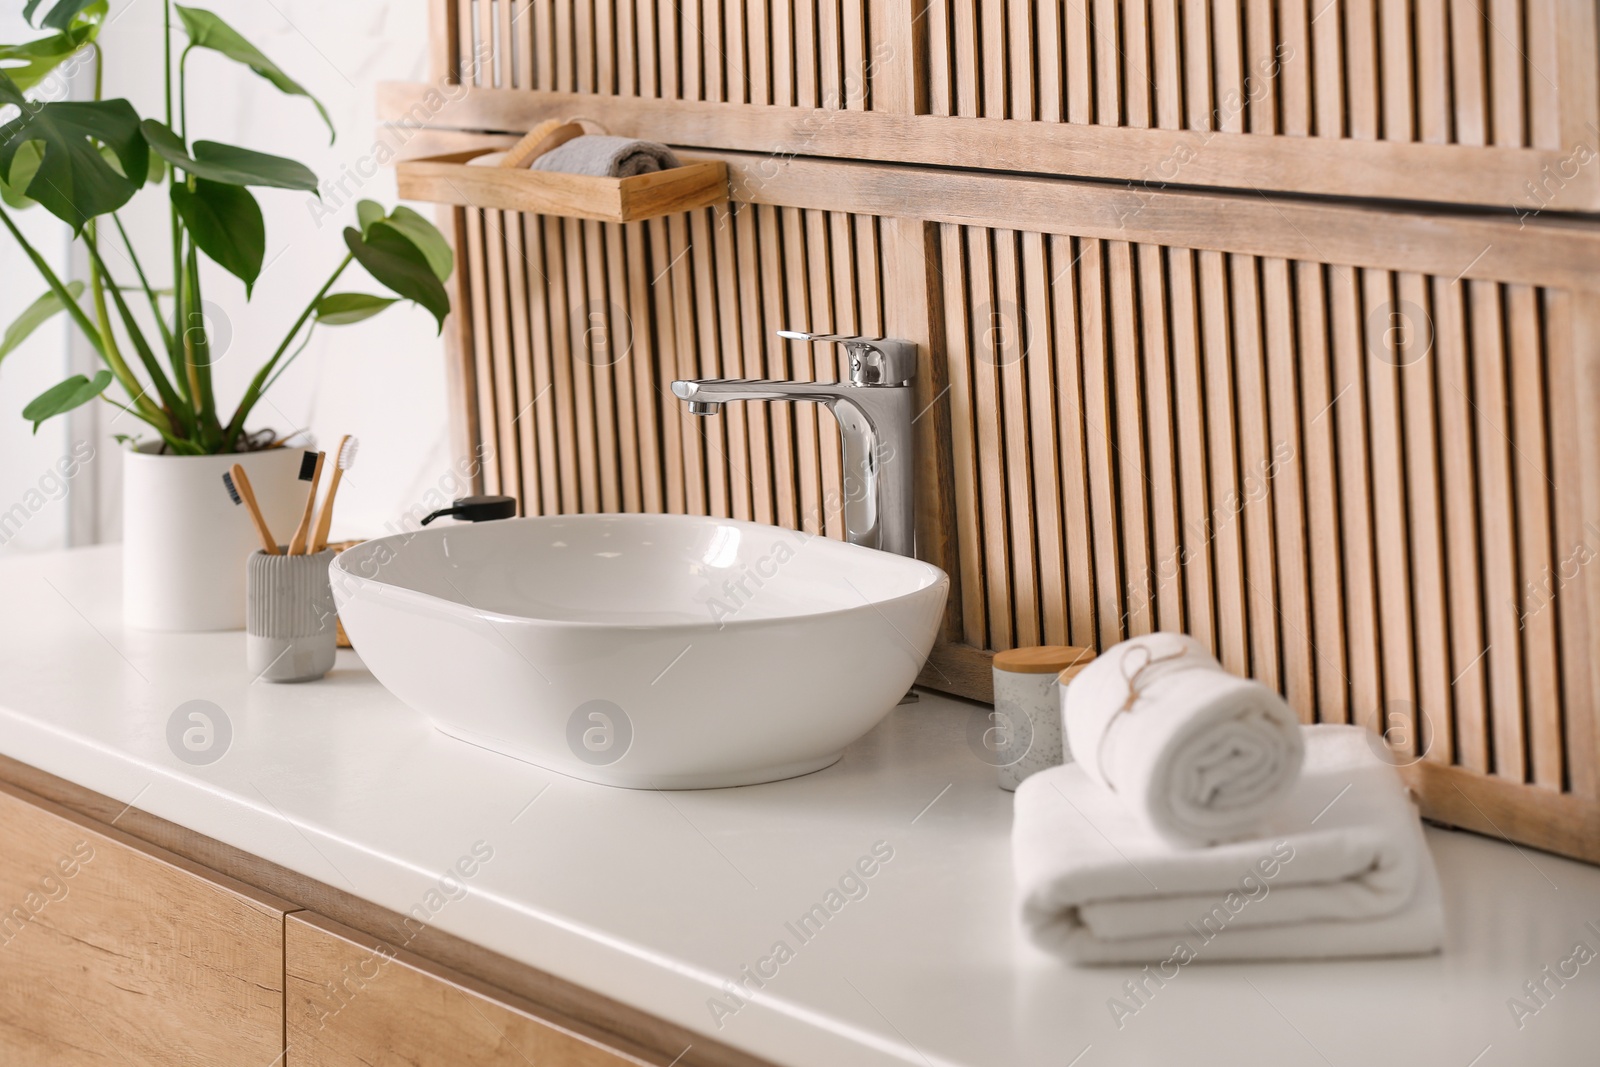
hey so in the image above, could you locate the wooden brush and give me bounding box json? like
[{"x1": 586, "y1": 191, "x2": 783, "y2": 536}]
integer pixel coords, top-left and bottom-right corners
[
  {"x1": 498, "y1": 118, "x2": 585, "y2": 168},
  {"x1": 309, "y1": 435, "x2": 358, "y2": 555},
  {"x1": 223, "y1": 465, "x2": 279, "y2": 555},
  {"x1": 286, "y1": 450, "x2": 326, "y2": 555}
]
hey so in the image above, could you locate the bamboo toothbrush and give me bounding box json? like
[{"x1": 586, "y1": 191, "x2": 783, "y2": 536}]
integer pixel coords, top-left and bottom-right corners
[
  {"x1": 223, "y1": 465, "x2": 280, "y2": 554},
  {"x1": 309, "y1": 435, "x2": 358, "y2": 554},
  {"x1": 286, "y1": 450, "x2": 326, "y2": 555}
]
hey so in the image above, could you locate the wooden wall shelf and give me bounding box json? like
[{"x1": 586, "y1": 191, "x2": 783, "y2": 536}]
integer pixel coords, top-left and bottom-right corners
[{"x1": 395, "y1": 148, "x2": 727, "y2": 224}]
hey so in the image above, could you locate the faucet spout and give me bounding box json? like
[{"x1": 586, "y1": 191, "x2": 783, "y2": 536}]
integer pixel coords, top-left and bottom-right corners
[{"x1": 670, "y1": 351, "x2": 917, "y2": 559}]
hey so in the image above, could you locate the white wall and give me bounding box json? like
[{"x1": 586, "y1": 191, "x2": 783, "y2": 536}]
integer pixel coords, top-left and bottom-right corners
[
  {"x1": 1, "y1": 1, "x2": 454, "y2": 553},
  {"x1": 0, "y1": 9, "x2": 73, "y2": 557}
]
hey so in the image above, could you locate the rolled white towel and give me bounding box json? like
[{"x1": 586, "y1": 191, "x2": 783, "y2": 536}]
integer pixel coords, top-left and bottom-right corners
[
  {"x1": 1063, "y1": 632, "x2": 1304, "y2": 847},
  {"x1": 1013, "y1": 725, "x2": 1444, "y2": 964}
]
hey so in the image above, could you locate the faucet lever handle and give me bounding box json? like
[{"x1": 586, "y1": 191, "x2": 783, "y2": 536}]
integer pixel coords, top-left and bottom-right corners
[{"x1": 777, "y1": 330, "x2": 917, "y2": 386}]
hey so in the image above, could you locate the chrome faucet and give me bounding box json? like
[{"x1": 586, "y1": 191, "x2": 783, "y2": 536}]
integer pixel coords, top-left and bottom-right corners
[{"x1": 671, "y1": 330, "x2": 918, "y2": 558}]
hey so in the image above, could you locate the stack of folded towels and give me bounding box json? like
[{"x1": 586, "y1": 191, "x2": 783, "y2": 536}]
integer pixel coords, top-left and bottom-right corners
[{"x1": 1012, "y1": 632, "x2": 1445, "y2": 964}]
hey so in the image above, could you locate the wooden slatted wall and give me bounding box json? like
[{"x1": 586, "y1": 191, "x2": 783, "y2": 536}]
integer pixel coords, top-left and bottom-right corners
[
  {"x1": 453, "y1": 0, "x2": 887, "y2": 109},
  {"x1": 397, "y1": 0, "x2": 1600, "y2": 862},
  {"x1": 927, "y1": 0, "x2": 1566, "y2": 149},
  {"x1": 460, "y1": 204, "x2": 868, "y2": 530}
]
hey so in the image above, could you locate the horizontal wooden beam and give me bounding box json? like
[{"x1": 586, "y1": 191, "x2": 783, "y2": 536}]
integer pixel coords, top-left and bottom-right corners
[
  {"x1": 377, "y1": 81, "x2": 1600, "y2": 213},
  {"x1": 709, "y1": 154, "x2": 1600, "y2": 292},
  {"x1": 384, "y1": 127, "x2": 1600, "y2": 292},
  {"x1": 1401, "y1": 760, "x2": 1600, "y2": 865}
]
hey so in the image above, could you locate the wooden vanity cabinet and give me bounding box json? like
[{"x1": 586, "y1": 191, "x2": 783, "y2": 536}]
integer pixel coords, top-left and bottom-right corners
[
  {"x1": 0, "y1": 769, "x2": 764, "y2": 1067},
  {"x1": 0, "y1": 780, "x2": 289, "y2": 1066},
  {"x1": 284, "y1": 912, "x2": 658, "y2": 1066}
]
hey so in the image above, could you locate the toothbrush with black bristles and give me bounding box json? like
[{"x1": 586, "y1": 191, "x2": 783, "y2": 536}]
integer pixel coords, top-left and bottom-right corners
[
  {"x1": 223, "y1": 464, "x2": 280, "y2": 555},
  {"x1": 286, "y1": 450, "x2": 326, "y2": 555}
]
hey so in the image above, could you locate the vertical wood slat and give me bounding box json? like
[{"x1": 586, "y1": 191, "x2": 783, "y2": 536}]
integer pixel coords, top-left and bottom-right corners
[
  {"x1": 1329, "y1": 265, "x2": 1382, "y2": 732},
  {"x1": 734, "y1": 207, "x2": 775, "y2": 525},
  {"x1": 648, "y1": 217, "x2": 686, "y2": 514},
  {"x1": 1139, "y1": 242, "x2": 1183, "y2": 633},
  {"x1": 1262, "y1": 257, "x2": 1312, "y2": 718},
  {"x1": 783, "y1": 209, "x2": 824, "y2": 534},
  {"x1": 541, "y1": 217, "x2": 580, "y2": 511},
  {"x1": 690, "y1": 208, "x2": 732, "y2": 518},
  {"x1": 1054, "y1": 236, "x2": 1099, "y2": 650},
  {"x1": 1200, "y1": 251, "x2": 1245, "y2": 673},
  {"x1": 1365, "y1": 270, "x2": 1418, "y2": 750},
  {"x1": 462, "y1": 209, "x2": 500, "y2": 494},
  {"x1": 1169, "y1": 246, "x2": 1215, "y2": 653},
  {"x1": 967, "y1": 228, "x2": 1012, "y2": 648},
  {"x1": 1398, "y1": 271, "x2": 1453, "y2": 764},
  {"x1": 1547, "y1": 292, "x2": 1599, "y2": 801},
  {"x1": 1449, "y1": 0, "x2": 1488, "y2": 146},
  {"x1": 758, "y1": 205, "x2": 799, "y2": 530},
  {"x1": 1108, "y1": 240, "x2": 1151, "y2": 639},
  {"x1": 1232, "y1": 253, "x2": 1279, "y2": 690},
  {"x1": 994, "y1": 231, "x2": 1038, "y2": 647},
  {"x1": 1507, "y1": 284, "x2": 1563, "y2": 790},
  {"x1": 503, "y1": 212, "x2": 539, "y2": 514},
  {"x1": 1296, "y1": 260, "x2": 1348, "y2": 723},
  {"x1": 1471, "y1": 279, "x2": 1527, "y2": 782},
  {"x1": 1024, "y1": 232, "x2": 1068, "y2": 646},
  {"x1": 1091, "y1": 0, "x2": 1122, "y2": 126},
  {"x1": 1487, "y1": 0, "x2": 1525, "y2": 147},
  {"x1": 1066, "y1": 0, "x2": 1095, "y2": 125},
  {"x1": 1435, "y1": 275, "x2": 1491, "y2": 772},
  {"x1": 942, "y1": 223, "x2": 986, "y2": 647},
  {"x1": 707, "y1": 210, "x2": 748, "y2": 518},
  {"x1": 1078, "y1": 239, "x2": 1125, "y2": 652}
]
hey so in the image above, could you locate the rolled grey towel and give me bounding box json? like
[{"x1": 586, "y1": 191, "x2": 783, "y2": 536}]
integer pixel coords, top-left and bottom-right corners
[{"x1": 528, "y1": 135, "x2": 681, "y2": 178}]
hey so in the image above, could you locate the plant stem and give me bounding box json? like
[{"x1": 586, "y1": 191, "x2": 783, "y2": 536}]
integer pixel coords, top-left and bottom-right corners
[
  {"x1": 223, "y1": 254, "x2": 351, "y2": 448},
  {"x1": 83, "y1": 232, "x2": 192, "y2": 433},
  {"x1": 163, "y1": 0, "x2": 173, "y2": 127},
  {"x1": 0, "y1": 204, "x2": 170, "y2": 433},
  {"x1": 259, "y1": 319, "x2": 316, "y2": 398},
  {"x1": 181, "y1": 241, "x2": 220, "y2": 449},
  {"x1": 112, "y1": 214, "x2": 177, "y2": 358},
  {"x1": 178, "y1": 46, "x2": 191, "y2": 141}
]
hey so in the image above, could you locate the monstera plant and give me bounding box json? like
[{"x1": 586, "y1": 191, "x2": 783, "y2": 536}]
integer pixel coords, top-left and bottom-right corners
[{"x1": 0, "y1": 0, "x2": 452, "y2": 454}]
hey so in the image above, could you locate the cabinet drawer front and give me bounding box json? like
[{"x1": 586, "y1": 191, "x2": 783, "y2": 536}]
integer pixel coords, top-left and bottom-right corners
[
  {"x1": 0, "y1": 782, "x2": 287, "y2": 1066},
  {"x1": 286, "y1": 913, "x2": 653, "y2": 1066}
]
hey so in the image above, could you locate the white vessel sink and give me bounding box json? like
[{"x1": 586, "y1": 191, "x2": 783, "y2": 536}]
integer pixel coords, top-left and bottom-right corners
[{"x1": 331, "y1": 514, "x2": 949, "y2": 788}]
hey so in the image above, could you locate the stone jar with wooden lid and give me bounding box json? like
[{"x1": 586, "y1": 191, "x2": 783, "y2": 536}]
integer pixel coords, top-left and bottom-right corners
[{"x1": 990, "y1": 646, "x2": 1096, "y2": 791}]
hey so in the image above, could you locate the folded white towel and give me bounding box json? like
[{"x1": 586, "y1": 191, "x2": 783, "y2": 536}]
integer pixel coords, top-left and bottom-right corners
[
  {"x1": 1014, "y1": 724, "x2": 1445, "y2": 963},
  {"x1": 1063, "y1": 632, "x2": 1304, "y2": 846}
]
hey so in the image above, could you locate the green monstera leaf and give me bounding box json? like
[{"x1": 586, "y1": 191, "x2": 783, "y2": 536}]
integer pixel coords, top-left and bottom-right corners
[
  {"x1": 371, "y1": 205, "x2": 452, "y2": 282},
  {"x1": 313, "y1": 292, "x2": 399, "y2": 325},
  {"x1": 24, "y1": 0, "x2": 102, "y2": 30},
  {"x1": 174, "y1": 5, "x2": 335, "y2": 143},
  {"x1": 0, "y1": 1, "x2": 106, "y2": 92},
  {"x1": 171, "y1": 178, "x2": 266, "y2": 293},
  {"x1": 343, "y1": 225, "x2": 449, "y2": 333},
  {"x1": 0, "y1": 139, "x2": 43, "y2": 208},
  {"x1": 141, "y1": 119, "x2": 317, "y2": 191},
  {"x1": 0, "y1": 281, "x2": 84, "y2": 365},
  {"x1": 0, "y1": 70, "x2": 146, "y2": 231},
  {"x1": 21, "y1": 369, "x2": 111, "y2": 432}
]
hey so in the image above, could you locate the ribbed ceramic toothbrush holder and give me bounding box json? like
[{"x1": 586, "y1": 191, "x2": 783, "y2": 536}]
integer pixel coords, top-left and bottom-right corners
[{"x1": 246, "y1": 549, "x2": 337, "y2": 683}]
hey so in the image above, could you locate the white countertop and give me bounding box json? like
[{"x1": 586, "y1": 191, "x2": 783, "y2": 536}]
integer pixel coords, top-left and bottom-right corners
[{"x1": 2, "y1": 545, "x2": 1598, "y2": 1067}]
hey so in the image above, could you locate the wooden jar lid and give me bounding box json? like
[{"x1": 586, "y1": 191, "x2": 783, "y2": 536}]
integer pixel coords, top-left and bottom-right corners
[{"x1": 992, "y1": 645, "x2": 1096, "y2": 675}]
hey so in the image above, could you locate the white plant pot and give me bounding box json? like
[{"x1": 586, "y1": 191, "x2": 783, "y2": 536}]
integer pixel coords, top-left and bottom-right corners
[{"x1": 122, "y1": 443, "x2": 306, "y2": 631}]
